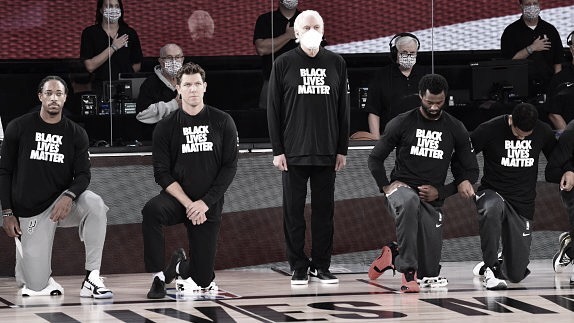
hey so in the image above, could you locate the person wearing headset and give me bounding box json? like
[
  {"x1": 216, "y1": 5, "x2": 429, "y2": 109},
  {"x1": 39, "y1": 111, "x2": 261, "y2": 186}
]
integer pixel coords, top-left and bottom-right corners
[
  {"x1": 364, "y1": 33, "x2": 431, "y2": 139},
  {"x1": 545, "y1": 31, "x2": 574, "y2": 134}
]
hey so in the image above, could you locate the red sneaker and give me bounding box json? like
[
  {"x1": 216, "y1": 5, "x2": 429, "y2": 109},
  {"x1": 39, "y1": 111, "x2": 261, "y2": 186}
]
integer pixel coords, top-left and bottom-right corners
[
  {"x1": 401, "y1": 269, "x2": 420, "y2": 293},
  {"x1": 368, "y1": 242, "x2": 398, "y2": 280}
]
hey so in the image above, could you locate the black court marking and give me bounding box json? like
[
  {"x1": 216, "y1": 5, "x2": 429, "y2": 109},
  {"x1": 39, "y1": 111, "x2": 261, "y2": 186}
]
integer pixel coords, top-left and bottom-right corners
[
  {"x1": 106, "y1": 309, "x2": 156, "y2": 322},
  {"x1": 0, "y1": 296, "x2": 15, "y2": 308},
  {"x1": 214, "y1": 299, "x2": 276, "y2": 323},
  {"x1": 36, "y1": 312, "x2": 80, "y2": 323}
]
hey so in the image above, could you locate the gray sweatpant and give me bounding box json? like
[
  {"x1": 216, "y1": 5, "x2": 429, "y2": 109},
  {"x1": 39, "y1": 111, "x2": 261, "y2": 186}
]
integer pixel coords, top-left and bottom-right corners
[
  {"x1": 15, "y1": 190, "x2": 108, "y2": 291},
  {"x1": 475, "y1": 189, "x2": 532, "y2": 283},
  {"x1": 385, "y1": 186, "x2": 443, "y2": 278}
]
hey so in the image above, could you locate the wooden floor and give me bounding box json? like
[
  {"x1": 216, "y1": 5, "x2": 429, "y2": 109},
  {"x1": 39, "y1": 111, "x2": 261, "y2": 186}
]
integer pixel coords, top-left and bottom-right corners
[{"x1": 0, "y1": 259, "x2": 573, "y2": 322}]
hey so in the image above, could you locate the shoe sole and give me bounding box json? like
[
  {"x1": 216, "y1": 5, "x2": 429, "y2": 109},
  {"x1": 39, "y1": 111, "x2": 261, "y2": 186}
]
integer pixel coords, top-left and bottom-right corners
[
  {"x1": 310, "y1": 277, "x2": 339, "y2": 284},
  {"x1": 400, "y1": 283, "x2": 420, "y2": 293},
  {"x1": 291, "y1": 280, "x2": 308, "y2": 285},
  {"x1": 368, "y1": 246, "x2": 393, "y2": 280},
  {"x1": 485, "y1": 282, "x2": 507, "y2": 290},
  {"x1": 419, "y1": 278, "x2": 448, "y2": 288}
]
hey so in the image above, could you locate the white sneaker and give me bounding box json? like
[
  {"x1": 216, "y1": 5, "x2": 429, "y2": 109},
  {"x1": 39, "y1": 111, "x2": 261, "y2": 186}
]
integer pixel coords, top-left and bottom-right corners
[
  {"x1": 553, "y1": 232, "x2": 572, "y2": 273},
  {"x1": 80, "y1": 270, "x2": 113, "y2": 299},
  {"x1": 20, "y1": 277, "x2": 64, "y2": 297},
  {"x1": 418, "y1": 276, "x2": 448, "y2": 288},
  {"x1": 483, "y1": 267, "x2": 507, "y2": 290},
  {"x1": 176, "y1": 278, "x2": 219, "y2": 295},
  {"x1": 473, "y1": 252, "x2": 503, "y2": 277}
]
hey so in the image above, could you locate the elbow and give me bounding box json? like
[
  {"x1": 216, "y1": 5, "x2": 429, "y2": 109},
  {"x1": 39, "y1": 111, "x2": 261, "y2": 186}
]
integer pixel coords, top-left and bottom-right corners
[{"x1": 83, "y1": 60, "x2": 96, "y2": 73}]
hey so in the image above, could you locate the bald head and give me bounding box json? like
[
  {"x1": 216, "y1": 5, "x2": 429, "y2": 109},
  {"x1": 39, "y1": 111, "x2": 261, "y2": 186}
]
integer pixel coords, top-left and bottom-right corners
[{"x1": 159, "y1": 44, "x2": 183, "y2": 57}]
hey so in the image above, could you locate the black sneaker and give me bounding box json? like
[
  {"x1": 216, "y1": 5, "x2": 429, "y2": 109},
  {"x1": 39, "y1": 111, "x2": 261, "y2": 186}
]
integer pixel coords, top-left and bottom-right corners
[
  {"x1": 147, "y1": 276, "x2": 166, "y2": 299},
  {"x1": 291, "y1": 268, "x2": 309, "y2": 285},
  {"x1": 309, "y1": 268, "x2": 339, "y2": 284},
  {"x1": 165, "y1": 248, "x2": 186, "y2": 284}
]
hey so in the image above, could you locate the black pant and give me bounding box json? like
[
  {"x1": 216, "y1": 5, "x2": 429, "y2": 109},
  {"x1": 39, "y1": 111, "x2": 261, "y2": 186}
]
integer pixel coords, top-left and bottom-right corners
[
  {"x1": 282, "y1": 165, "x2": 336, "y2": 271},
  {"x1": 141, "y1": 191, "x2": 222, "y2": 287}
]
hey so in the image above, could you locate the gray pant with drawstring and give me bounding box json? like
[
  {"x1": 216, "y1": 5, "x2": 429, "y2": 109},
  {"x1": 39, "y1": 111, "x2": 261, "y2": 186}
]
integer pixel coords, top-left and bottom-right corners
[
  {"x1": 15, "y1": 190, "x2": 108, "y2": 291},
  {"x1": 386, "y1": 186, "x2": 444, "y2": 278},
  {"x1": 475, "y1": 189, "x2": 532, "y2": 283}
]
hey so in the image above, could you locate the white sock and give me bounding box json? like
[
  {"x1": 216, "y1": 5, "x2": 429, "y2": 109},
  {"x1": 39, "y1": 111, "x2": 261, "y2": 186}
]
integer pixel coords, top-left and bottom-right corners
[
  {"x1": 176, "y1": 263, "x2": 180, "y2": 274},
  {"x1": 153, "y1": 272, "x2": 165, "y2": 282}
]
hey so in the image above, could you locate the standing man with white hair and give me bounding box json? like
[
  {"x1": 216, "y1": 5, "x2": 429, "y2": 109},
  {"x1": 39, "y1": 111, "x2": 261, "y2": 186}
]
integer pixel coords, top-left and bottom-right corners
[{"x1": 268, "y1": 10, "x2": 350, "y2": 285}]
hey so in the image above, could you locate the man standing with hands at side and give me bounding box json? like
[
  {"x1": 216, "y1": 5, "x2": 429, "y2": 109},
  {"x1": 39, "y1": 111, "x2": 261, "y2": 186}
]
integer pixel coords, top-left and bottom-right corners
[{"x1": 268, "y1": 10, "x2": 350, "y2": 285}]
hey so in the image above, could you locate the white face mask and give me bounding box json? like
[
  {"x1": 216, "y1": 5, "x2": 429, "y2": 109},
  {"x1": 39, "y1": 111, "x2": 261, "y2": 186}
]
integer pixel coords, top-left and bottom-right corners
[
  {"x1": 298, "y1": 29, "x2": 323, "y2": 51},
  {"x1": 397, "y1": 54, "x2": 417, "y2": 69},
  {"x1": 163, "y1": 60, "x2": 183, "y2": 77},
  {"x1": 103, "y1": 7, "x2": 122, "y2": 23},
  {"x1": 522, "y1": 4, "x2": 540, "y2": 19},
  {"x1": 281, "y1": 0, "x2": 298, "y2": 10}
]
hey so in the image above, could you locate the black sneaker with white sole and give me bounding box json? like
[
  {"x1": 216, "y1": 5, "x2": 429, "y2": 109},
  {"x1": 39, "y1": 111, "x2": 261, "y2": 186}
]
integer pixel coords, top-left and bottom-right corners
[
  {"x1": 309, "y1": 268, "x2": 339, "y2": 284},
  {"x1": 291, "y1": 268, "x2": 309, "y2": 285}
]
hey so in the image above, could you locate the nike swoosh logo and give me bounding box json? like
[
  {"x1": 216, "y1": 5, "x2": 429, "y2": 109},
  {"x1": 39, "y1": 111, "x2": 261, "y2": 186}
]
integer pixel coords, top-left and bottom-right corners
[
  {"x1": 436, "y1": 223, "x2": 442, "y2": 228},
  {"x1": 475, "y1": 193, "x2": 486, "y2": 201},
  {"x1": 522, "y1": 233, "x2": 531, "y2": 237}
]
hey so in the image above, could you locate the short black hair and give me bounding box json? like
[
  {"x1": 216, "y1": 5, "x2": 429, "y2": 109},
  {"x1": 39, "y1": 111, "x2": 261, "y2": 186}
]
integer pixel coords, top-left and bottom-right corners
[
  {"x1": 418, "y1": 74, "x2": 449, "y2": 96},
  {"x1": 512, "y1": 103, "x2": 538, "y2": 132},
  {"x1": 37, "y1": 76, "x2": 68, "y2": 94},
  {"x1": 176, "y1": 62, "x2": 206, "y2": 85}
]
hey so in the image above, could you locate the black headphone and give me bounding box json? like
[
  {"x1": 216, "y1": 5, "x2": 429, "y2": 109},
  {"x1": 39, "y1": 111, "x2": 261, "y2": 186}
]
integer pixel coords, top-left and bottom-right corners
[
  {"x1": 567, "y1": 31, "x2": 574, "y2": 46},
  {"x1": 389, "y1": 32, "x2": 420, "y2": 62}
]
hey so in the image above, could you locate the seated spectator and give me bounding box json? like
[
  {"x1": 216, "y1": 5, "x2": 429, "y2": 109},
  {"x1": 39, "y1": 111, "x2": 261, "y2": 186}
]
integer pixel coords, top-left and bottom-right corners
[
  {"x1": 364, "y1": 33, "x2": 430, "y2": 138},
  {"x1": 135, "y1": 43, "x2": 184, "y2": 140}
]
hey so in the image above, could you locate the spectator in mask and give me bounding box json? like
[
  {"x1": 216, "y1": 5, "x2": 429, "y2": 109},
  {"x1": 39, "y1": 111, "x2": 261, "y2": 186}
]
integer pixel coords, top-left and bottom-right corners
[
  {"x1": 253, "y1": 0, "x2": 301, "y2": 109},
  {"x1": 365, "y1": 33, "x2": 430, "y2": 139},
  {"x1": 135, "y1": 43, "x2": 185, "y2": 140},
  {"x1": 80, "y1": 0, "x2": 143, "y2": 99}
]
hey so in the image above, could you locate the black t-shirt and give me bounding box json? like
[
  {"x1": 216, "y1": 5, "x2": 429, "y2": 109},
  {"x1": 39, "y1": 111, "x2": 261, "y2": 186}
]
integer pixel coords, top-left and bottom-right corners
[
  {"x1": 80, "y1": 24, "x2": 143, "y2": 84},
  {"x1": 501, "y1": 16, "x2": 563, "y2": 91},
  {"x1": 471, "y1": 115, "x2": 556, "y2": 219},
  {"x1": 253, "y1": 9, "x2": 300, "y2": 80},
  {"x1": 364, "y1": 64, "x2": 431, "y2": 129}
]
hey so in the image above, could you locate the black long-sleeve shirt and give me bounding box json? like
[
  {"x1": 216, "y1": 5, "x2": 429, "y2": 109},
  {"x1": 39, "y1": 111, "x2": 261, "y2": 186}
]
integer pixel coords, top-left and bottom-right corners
[
  {"x1": 152, "y1": 106, "x2": 238, "y2": 208},
  {"x1": 0, "y1": 112, "x2": 91, "y2": 217},
  {"x1": 546, "y1": 120, "x2": 574, "y2": 183},
  {"x1": 472, "y1": 115, "x2": 556, "y2": 219},
  {"x1": 368, "y1": 108, "x2": 479, "y2": 206},
  {"x1": 267, "y1": 46, "x2": 350, "y2": 165}
]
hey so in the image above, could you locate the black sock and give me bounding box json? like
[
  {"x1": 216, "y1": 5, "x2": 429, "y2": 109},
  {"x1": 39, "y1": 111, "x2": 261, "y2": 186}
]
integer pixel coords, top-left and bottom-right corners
[
  {"x1": 85, "y1": 270, "x2": 91, "y2": 280},
  {"x1": 178, "y1": 260, "x2": 190, "y2": 279}
]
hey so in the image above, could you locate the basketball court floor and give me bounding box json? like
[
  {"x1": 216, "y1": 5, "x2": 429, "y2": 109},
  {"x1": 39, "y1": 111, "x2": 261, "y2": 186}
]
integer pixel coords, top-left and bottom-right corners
[{"x1": 1, "y1": 258, "x2": 573, "y2": 322}]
